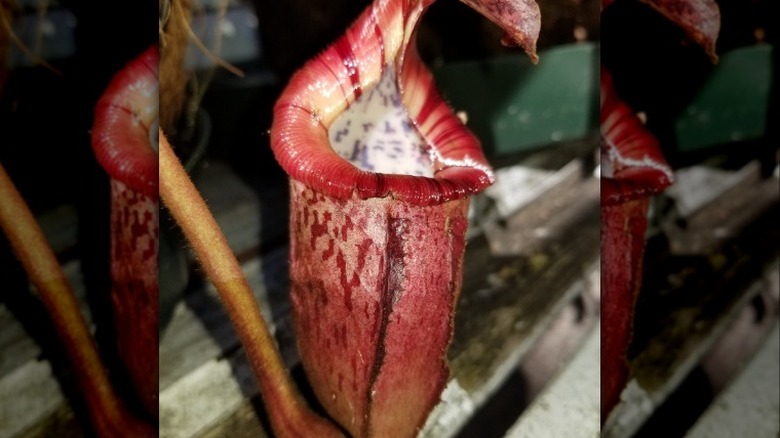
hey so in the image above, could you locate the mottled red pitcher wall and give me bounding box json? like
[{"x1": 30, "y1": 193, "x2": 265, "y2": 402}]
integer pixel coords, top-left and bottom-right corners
[
  {"x1": 601, "y1": 197, "x2": 650, "y2": 421},
  {"x1": 290, "y1": 180, "x2": 468, "y2": 436},
  {"x1": 109, "y1": 180, "x2": 159, "y2": 417}
]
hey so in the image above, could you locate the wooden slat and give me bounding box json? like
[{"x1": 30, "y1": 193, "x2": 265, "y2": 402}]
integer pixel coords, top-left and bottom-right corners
[
  {"x1": 663, "y1": 163, "x2": 779, "y2": 255},
  {"x1": 0, "y1": 257, "x2": 95, "y2": 438},
  {"x1": 685, "y1": 320, "x2": 779, "y2": 438},
  {"x1": 506, "y1": 322, "x2": 600, "y2": 437},
  {"x1": 160, "y1": 358, "x2": 253, "y2": 438},
  {"x1": 159, "y1": 252, "x2": 296, "y2": 390},
  {"x1": 0, "y1": 361, "x2": 64, "y2": 438},
  {"x1": 1, "y1": 262, "x2": 92, "y2": 370},
  {"x1": 0, "y1": 307, "x2": 41, "y2": 379}
]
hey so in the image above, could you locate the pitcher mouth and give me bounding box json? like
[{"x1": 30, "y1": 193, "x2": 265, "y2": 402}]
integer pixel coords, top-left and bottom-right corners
[
  {"x1": 329, "y1": 67, "x2": 435, "y2": 178},
  {"x1": 270, "y1": 1, "x2": 519, "y2": 206}
]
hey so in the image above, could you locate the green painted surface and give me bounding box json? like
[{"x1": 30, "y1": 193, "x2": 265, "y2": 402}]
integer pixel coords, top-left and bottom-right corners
[
  {"x1": 675, "y1": 45, "x2": 773, "y2": 151},
  {"x1": 434, "y1": 43, "x2": 599, "y2": 156}
]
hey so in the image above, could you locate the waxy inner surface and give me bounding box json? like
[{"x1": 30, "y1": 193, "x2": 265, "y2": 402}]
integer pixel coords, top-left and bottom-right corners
[{"x1": 329, "y1": 68, "x2": 434, "y2": 177}]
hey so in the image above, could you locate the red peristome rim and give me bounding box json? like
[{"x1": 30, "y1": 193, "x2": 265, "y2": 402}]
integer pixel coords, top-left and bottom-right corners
[
  {"x1": 270, "y1": 0, "x2": 495, "y2": 207},
  {"x1": 601, "y1": 67, "x2": 673, "y2": 206},
  {"x1": 92, "y1": 45, "x2": 159, "y2": 199}
]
